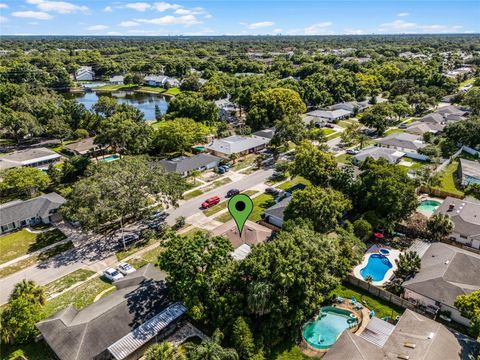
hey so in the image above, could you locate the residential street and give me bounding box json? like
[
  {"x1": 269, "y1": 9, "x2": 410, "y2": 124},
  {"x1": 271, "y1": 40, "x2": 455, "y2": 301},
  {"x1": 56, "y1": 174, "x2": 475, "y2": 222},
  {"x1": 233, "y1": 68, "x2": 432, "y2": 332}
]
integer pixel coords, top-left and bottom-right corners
[{"x1": 0, "y1": 168, "x2": 274, "y2": 305}]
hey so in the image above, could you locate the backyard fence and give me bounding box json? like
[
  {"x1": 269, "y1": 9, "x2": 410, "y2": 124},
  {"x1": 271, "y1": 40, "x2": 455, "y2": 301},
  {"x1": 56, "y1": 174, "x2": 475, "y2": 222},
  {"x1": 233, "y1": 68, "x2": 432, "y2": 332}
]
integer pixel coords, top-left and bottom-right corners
[
  {"x1": 345, "y1": 274, "x2": 416, "y2": 311},
  {"x1": 418, "y1": 186, "x2": 464, "y2": 199}
]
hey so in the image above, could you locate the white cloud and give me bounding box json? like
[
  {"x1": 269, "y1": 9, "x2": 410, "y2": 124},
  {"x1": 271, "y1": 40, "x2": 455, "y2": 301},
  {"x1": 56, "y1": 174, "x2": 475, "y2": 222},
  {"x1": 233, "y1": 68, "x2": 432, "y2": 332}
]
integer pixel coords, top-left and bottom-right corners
[
  {"x1": 242, "y1": 21, "x2": 275, "y2": 29},
  {"x1": 26, "y1": 0, "x2": 88, "y2": 14},
  {"x1": 0, "y1": 3, "x2": 8, "y2": 9},
  {"x1": 344, "y1": 28, "x2": 366, "y2": 35},
  {"x1": 379, "y1": 19, "x2": 463, "y2": 33},
  {"x1": 119, "y1": 20, "x2": 139, "y2": 27},
  {"x1": 174, "y1": 7, "x2": 207, "y2": 16},
  {"x1": 136, "y1": 14, "x2": 202, "y2": 26},
  {"x1": 397, "y1": 12, "x2": 409, "y2": 17},
  {"x1": 125, "y1": 2, "x2": 151, "y2": 11},
  {"x1": 0, "y1": 15, "x2": 8, "y2": 23},
  {"x1": 107, "y1": 31, "x2": 122, "y2": 35},
  {"x1": 153, "y1": 2, "x2": 182, "y2": 12},
  {"x1": 272, "y1": 28, "x2": 282, "y2": 34},
  {"x1": 87, "y1": 24, "x2": 108, "y2": 31},
  {"x1": 104, "y1": 6, "x2": 113, "y2": 12},
  {"x1": 303, "y1": 22, "x2": 333, "y2": 35},
  {"x1": 12, "y1": 11, "x2": 52, "y2": 20}
]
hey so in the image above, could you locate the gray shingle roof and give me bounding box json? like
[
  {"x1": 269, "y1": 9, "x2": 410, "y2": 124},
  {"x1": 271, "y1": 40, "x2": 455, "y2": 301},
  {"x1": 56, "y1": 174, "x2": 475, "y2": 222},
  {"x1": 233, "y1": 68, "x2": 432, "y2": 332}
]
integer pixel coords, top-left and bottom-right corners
[
  {"x1": 306, "y1": 109, "x2": 352, "y2": 119},
  {"x1": 64, "y1": 138, "x2": 97, "y2": 155},
  {"x1": 421, "y1": 112, "x2": 445, "y2": 124},
  {"x1": 406, "y1": 121, "x2": 444, "y2": 135},
  {"x1": 459, "y1": 158, "x2": 480, "y2": 181},
  {"x1": 354, "y1": 146, "x2": 405, "y2": 164},
  {"x1": 403, "y1": 242, "x2": 480, "y2": 308},
  {"x1": 0, "y1": 193, "x2": 66, "y2": 226},
  {"x1": 435, "y1": 197, "x2": 480, "y2": 237},
  {"x1": 206, "y1": 135, "x2": 268, "y2": 155},
  {"x1": 264, "y1": 196, "x2": 292, "y2": 221},
  {"x1": 0, "y1": 147, "x2": 60, "y2": 170},
  {"x1": 37, "y1": 265, "x2": 173, "y2": 360},
  {"x1": 376, "y1": 132, "x2": 426, "y2": 151},
  {"x1": 252, "y1": 128, "x2": 276, "y2": 140},
  {"x1": 437, "y1": 105, "x2": 467, "y2": 117},
  {"x1": 159, "y1": 154, "x2": 221, "y2": 174}
]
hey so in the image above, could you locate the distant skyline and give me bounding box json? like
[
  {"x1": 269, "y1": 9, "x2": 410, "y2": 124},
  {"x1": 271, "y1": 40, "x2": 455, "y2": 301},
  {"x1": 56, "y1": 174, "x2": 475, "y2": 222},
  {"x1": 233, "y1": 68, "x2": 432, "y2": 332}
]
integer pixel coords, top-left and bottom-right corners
[{"x1": 0, "y1": 0, "x2": 479, "y2": 36}]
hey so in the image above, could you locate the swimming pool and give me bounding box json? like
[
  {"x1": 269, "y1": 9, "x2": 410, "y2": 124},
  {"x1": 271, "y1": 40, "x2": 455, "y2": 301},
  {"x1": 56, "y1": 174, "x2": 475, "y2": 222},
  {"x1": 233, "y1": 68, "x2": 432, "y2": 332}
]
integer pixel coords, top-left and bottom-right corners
[
  {"x1": 417, "y1": 199, "x2": 441, "y2": 216},
  {"x1": 302, "y1": 307, "x2": 358, "y2": 349},
  {"x1": 99, "y1": 155, "x2": 120, "y2": 162},
  {"x1": 360, "y1": 254, "x2": 393, "y2": 282}
]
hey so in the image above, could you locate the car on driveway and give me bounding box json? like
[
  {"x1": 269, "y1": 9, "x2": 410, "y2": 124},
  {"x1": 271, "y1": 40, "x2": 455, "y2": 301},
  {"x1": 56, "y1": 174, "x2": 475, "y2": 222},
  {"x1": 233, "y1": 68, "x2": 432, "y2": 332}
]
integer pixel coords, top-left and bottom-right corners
[
  {"x1": 324, "y1": 123, "x2": 334, "y2": 128},
  {"x1": 346, "y1": 148, "x2": 360, "y2": 155},
  {"x1": 117, "y1": 262, "x2": 136, "y2": 275},
  {"x1": 148, "y1": 210, "x2": 167, "y2": 221},
  {"x1": 226, "y1": 189, "x2": 240, "y2": 197},
  {"x1": 202, "y1": 196, "x2": 221, "y2": 209},
  {"x1": 103, "y1": 267, "x2": 124, "y2": 282},
  {"x1": 265, "y1": 187, "x2": 280, "y2": 196},
  {"x1": 398, "y1": 123, "x2": 408, "y2": 129}
]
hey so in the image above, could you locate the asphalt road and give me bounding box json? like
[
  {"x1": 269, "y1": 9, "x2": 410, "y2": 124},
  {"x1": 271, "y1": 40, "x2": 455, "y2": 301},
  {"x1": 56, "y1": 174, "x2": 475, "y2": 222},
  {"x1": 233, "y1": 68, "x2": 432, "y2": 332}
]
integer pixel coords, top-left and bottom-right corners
[{"x1": 166, "y1": 168, "x2": 274, "y2": 225}]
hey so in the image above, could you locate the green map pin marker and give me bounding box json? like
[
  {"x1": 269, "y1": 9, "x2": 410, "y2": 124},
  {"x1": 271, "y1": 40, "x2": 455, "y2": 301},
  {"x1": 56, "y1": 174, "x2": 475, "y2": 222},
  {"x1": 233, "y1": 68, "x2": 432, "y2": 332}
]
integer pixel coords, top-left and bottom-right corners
[{"x1": 228, "y1": 194, "x2": 254, "y2": 236}]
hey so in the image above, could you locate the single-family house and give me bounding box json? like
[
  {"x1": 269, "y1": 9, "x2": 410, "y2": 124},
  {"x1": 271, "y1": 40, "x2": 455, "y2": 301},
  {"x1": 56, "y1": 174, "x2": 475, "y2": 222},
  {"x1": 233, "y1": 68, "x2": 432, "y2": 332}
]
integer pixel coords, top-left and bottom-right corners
[
  {"x1": 0, "y1": 193, "x2": 66, "y2": 234},
  {"x1": 403, "y1": 242, "x2": 480, "y2": 326},
  {"x1": 0, "y1": 147, "x2": 61, "y2": 171},
  {"x1": 353, "y1": 146, "x2": 405, "y2": 165},
  {"x1": 64, "y1": 137, "x2": 101, "y2": 156},
  {"x1": 437, "y1": 105, "x2": 468, "y2": 118},
  {"x1": 405, "y1": 121, "x2": 444, "y2": 135},
  {"x1": 323, "y1": 309, "x2": 478, "y2": 360},
  {"x1": 376, "y1": 132, "x2": 426, "y2": 154},
  {"x1": 75, "y1": 66, "x2": 95, "y2": 81},
  {"x1": 445, "y1": 66, "x2": 474, "y2": 78},
  {"x1": 214, "y1": 98, "x2": 238, "y2": 122},
  {"x1": 420, "y1": 112, "x2": 446, "y2": 125},
  {"x1": 159, "y1": 154, "x2": 221, "y2": 177},
  {"x1": 305, "y1": 109, "x2": 352, "y2": 123},
  {"x1": 435, "y1": 197, "x2": 480, "y2": 249},
  {"x1": 37, "y1": 264, "x2": 188, "y2": 360},
  {"x1": 264, "y1": 196, "x2": 292, "y2": 228},
  {"x1": 210, "y1": 220, "x2": 273, "y2": 260},
  {"x1": 206, "y1": 135, "x2": 269, "y2": 158},
  {"x1": 144, "y1": 75, "x2": 180, "y2": 87},
  {"x1": 329, "y1": 100, "x2": 370, "y2": 114},
  {"x1": 252, "y1": 128, "x2": 275, "y2": 140},
  {"x1": 458, "y1": 158, "x2": 480, "y2": 186},
  {"x1": 109, "y1": 75, "x2": 124, "y2": 85}
]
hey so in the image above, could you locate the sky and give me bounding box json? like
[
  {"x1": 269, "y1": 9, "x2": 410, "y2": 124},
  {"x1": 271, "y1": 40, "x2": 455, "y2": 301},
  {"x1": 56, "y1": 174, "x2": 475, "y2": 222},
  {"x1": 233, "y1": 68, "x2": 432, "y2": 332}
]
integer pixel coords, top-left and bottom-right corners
[{"x1": 0, "y1": 0, "x2": 479, "y2": 36}]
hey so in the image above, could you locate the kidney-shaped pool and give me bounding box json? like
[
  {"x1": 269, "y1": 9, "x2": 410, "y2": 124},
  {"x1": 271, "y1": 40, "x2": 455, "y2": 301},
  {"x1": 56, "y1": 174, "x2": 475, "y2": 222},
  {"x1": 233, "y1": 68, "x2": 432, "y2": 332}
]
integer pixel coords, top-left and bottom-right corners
[{"x1": 359, "y1": 253, "x2": 393, "y2": 282}]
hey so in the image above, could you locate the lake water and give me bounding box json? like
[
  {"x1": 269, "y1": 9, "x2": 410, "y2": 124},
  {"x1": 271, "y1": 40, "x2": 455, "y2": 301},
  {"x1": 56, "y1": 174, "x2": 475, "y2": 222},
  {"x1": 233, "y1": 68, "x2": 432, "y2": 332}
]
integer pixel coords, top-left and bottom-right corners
[{"x1": 67, "y1": 90, "x2": 170, "y2": 121}]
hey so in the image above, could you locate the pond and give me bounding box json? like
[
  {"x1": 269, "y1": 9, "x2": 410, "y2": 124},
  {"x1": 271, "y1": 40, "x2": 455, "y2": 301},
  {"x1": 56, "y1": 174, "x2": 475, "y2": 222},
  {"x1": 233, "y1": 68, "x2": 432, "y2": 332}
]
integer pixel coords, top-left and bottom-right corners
[{"x1": 67, "y1": 90, "x2": 170, "y2": 121}]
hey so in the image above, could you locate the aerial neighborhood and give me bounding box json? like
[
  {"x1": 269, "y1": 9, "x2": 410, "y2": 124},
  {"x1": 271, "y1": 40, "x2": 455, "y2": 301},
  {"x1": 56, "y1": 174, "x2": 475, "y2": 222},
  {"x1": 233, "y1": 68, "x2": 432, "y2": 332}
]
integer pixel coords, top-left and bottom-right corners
[{"x1": 1, "y1": 6, "x2": 480, "y2": 360}]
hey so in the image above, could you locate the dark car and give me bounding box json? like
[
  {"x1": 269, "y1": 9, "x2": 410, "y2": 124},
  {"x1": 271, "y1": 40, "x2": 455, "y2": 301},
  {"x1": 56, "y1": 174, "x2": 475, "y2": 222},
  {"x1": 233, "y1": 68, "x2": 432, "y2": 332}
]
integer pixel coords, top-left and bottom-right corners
[
  {"x1": 226, "y1": 189, "x2": 240, "y2": 198},
  {"x1": 324, "y1": 123, "x2": 334, "y2": 128},
  {"x1": 148, "y1": 210, "x2": 167, "y2": 221},
  {"x1": 346, "y1": 149, "x2": 360, "y2": 155},
  {"x1": 265, "y1": 187, "x2": 280, "y2": 196},
  {"x1": 118, "y1": 233, "x2": 140, "y2": 247}
]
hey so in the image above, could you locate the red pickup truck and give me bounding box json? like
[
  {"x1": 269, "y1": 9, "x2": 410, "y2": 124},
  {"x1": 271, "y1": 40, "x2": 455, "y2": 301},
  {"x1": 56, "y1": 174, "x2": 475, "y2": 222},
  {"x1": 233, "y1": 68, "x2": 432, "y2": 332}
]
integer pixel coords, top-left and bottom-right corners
[{"x1": 202, "y1": 196, "x2": 220, "y2": 209}]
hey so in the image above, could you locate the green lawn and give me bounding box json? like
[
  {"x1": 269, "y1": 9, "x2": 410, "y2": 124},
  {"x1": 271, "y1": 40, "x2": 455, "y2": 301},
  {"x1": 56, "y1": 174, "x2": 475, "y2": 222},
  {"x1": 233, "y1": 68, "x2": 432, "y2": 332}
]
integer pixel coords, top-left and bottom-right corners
[
  {"x1": 432, "y1": 160, "x2": 464, "y2": 196},
  {"x1": 128, "y1": 245, "x2": 165, "y2": 269},
  {"x1": 232, "y1": 155, "x2": 257, "y2": 171},
  {"x1": 335, "y1": 153, "x2": 353, "y2": 164},
  {"x1": 322, "y1": 128, "x2": 336, "y2": 136},
  {"x1": 94, "y1": 84, "x2": 137, "y2": 92},
  {"x1": 183, "y1": 189, "x2": 204, "y2": 200},
  {"x1": 399, "y1": 158, "x2": 426, "y2": 171},
  {"x1": 203, "y1": 201, "x2": 228, "y2": 217},
  {"x1": 271, "y1": 345, "x2": 311, "y2": 360},
  {"x1": 325, "y1": 132, "x2": 342, "y2": 140},
  {"x1": 385, "y1": 128, "x2": 405, "y2": 135},
  {"x1": 116, "y1": 238, "x2": 158, "y2": 261},
  {"x1": 202, "y1": 177, "x2": 232, "y2": 192},
  {"x1": 277, "y1": 176, "x2": 311, "y2": 191},
  {"x1": 1, "y1": 341, "x2": 57, "y2": 360},
  {"x1": 0, "y1": 229, "x2": 66, "y2": 265},
  {"x1": 136, "y1": 86, "x2": 181, "y2": 95},
  {"x1": 165, "y1": 87, "x2": 181, "y2": 95},
  {"x1": 43, "y1": 277, "x2": 114, "y2": 317},
  {"x1": 251, "y1": 193, "x2": 276, "y2": 222},
  {"x1": 331, "y1": 283, "x2": 403, "y2": 319},
  {"x1": 44, "y1": 269, "x2": 96, "y2": 297}
]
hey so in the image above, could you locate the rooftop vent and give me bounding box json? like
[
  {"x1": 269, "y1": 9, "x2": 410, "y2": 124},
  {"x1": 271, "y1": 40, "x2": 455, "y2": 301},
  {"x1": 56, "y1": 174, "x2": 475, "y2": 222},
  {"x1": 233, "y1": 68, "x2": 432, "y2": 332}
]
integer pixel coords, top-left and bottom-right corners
[
  {"x1": 397, "y1": 355, "x2": 410, "y2": 360},
  {"x1": 404, "y1": 343, "x2": 416, "y2": 349},
  {"x1": 448, "y1": 203, "x2": 455, "y2": 211},
  {"x1": 445, "y1": 260, "x2": 450, "y2": 265},
  {"x1": 427, "y1": 332, "x2": 434, "y2": 339}
]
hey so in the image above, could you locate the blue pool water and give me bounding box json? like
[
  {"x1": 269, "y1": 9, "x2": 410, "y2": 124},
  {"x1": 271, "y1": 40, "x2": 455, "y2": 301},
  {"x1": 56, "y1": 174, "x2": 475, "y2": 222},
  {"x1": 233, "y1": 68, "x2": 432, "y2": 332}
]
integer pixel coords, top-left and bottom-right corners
[
  {"x1": 417, "y1": 200, "x2": 441, "y2": 216},
  {"x1": 303, "y1": 307, "x2": 358, "y2": 349},
  {"x1": 360, "y1": 254, "x2": 393, "y2": 282},
  {"x1": 99, "y1": 155, "x2": 120, "y2": 162}
]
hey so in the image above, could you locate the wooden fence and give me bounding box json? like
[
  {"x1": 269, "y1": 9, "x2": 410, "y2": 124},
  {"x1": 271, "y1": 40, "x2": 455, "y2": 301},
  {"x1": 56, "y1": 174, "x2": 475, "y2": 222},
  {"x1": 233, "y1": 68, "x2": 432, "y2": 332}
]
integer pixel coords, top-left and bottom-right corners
[
  {"x1": 418, "y1": 185, "x2": 464, "y2": 199},
  {"x1": 345, "y1": 274, "x2": 416, "y2": 311}
]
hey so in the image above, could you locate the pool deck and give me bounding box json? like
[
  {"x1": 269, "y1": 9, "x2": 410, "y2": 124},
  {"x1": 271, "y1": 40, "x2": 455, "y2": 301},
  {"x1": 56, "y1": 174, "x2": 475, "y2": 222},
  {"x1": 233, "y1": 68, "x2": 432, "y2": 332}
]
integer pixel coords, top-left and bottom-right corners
[
  {"x1": 353, "y1": 244, "x2": 401, "y2": 287},
  {"x1": 416, "y1": 195, "x2": 444, "y2": 217}
]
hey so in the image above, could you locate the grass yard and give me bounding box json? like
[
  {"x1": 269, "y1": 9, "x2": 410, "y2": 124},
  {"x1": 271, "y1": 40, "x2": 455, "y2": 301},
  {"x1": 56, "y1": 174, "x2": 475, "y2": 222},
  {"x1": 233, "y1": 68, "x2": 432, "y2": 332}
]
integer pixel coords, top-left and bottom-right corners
[
  {"x1": 432, "y1": 160, "x2": 464, "y2": 196},
  {"x1": 325, "y1": 132, "x2": 342, "y2": 140},
  {"x1": 271, "y1": 344, "x2": 311, "y2": 360},
  {"x1": 94, "y1": 84, "x2": 137, "y2": 92},
  {"x1": 385, "y1": 128, "x2": 406, "y2": 135},
  {"x1": 251, "y1": 193, "x2": 276, "y2": 222},
  {"x1": 136, "y1": 86, "x2": 181, "y2": 95},
  {"x1": 116, "y1": 237, "x2": 158, "y2": 261},
  {"x1": 1, "y1": 341, "x2": 57, "y2": 360},
  {"x1": 277, "y1": 176, "x2": 311, "y2": 191},
  {"x1": 232, "y1": 154, "x2": 257, "y2": 171},
  {"x1": 203, "y1": 177, "x2": 232, "y2": 191},
  {"x1": 332, "y1": 283, "x2": 403, "y2": 319},
  {"x1": 203, "y1": 201, "x2": 228, "y2": 217},
  {"x1": 44, "y1": 269, "x2": 96, "y2": 297},
  {"x1": 399, "y1": 158, "x2": 426, "y2": 171},
  {"x1": 43, "y1": 277, "x2": 114, "y2": 317},
  {"x1": 183, "y1": 189, "x2": 203, "y2": 200},
  {"x1": 0, "y1": 229, "x2": 66, "y2": 265},
  {"x1": 128, "y1": 245, "x2": 164, "y2": 269},
  {"x1": 322, "y1": 128, "x2": 336, "y2": 136},
  {"x1": 335, "y1": 153, "x2": 353, "y2": 164}
]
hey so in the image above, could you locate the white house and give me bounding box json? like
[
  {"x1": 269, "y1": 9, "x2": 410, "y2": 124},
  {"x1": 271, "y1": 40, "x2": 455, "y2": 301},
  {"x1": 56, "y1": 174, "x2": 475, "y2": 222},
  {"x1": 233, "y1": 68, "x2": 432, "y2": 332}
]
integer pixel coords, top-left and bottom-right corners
[
  {"x1": 353, "y1": 146, "x2": 405, "y2": 165},
  {"x1": 0, "y1": 193, "x2": 66, "y2": 234},
  {"x1": 305, "y1": 109, "x2": 352, "y2": 123},
  {"x1": 206, "y1": 135, "x2": 269, "y2": 158},
  {"x1": 109, "y1": 75, "x2": 124, "y2": 85},
  {"x1": 375, "y1": 132, "x2": 426, "y2": 154},
  {"x1": 403, "y1": 242, "x2": 480, "y2": 326},
  {"x1": 0, "y1": 147, "x2": 61, "y2": 171},
  {"x1": 75, "y1": 66, "x2": 95, "y2": 81},
  {"x1": 263, "y1": 196, "x2": 292, "y2": 228},
  {"x1": 143, "y1": 75, "x2": 179, "y2": 87},
  {"x1": 435, "y1": 197, "x2": 480, "y2": 249}
]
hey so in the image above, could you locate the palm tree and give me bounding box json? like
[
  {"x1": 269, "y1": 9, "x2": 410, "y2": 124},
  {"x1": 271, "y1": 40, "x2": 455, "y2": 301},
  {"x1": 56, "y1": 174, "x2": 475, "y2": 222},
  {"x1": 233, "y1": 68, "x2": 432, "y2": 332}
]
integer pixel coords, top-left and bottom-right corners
[
  {"x1": 189, "y1": 170, "x2": 201, "y2": 186},
  {"x1": 394, "y1": 251, "x2": 421, "y2": 280},
  {"x1": 247, "y1": 281, "x2": 272, "y2": 316},
  {"x1": 144, "y1": 342, "x2": 185, "y2": 360},
  {"x1": 186, "y1": 329, "x2": 239, "y2": 360},
  {"x1": 365, "y1": 275, "x2": 373, "y2": 284},
  {"x1": 427, "y1": 213, "x2": 454, "y2": 242},
  {"x1": 229, "y1": 153, "x2": 239, "y2": 165},
  {"x1": 9, "y1": 280, "x2": 46, "y2": 305}
]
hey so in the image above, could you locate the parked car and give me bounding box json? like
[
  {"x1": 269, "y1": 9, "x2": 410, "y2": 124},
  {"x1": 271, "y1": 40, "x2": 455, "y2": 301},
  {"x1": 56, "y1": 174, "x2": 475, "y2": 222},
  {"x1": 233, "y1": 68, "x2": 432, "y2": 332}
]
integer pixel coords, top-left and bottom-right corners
[
  {"x1": 148, "y1": 210, "x2": 167, "y2": 221},
  {"x1": 118, "y1": 233, "x2": 139, "y2": 247},
  {"x1": 346, "y1": 149, "x2": 360, "y2": 155},
  {"x1": 398, "y1": 123, "x2": 408, "y2": 129},
  {"x1": 202, "y1": 196, "x2": 221, "y2": 209},
  {"x1": 226, "y1": 189, "x2": 240, "y2": 197},
  {"x1": 117, "y1": 262, "x2": 136, "y2": 275},
  {"x1": 265, "y1": 187, "x2": 280, "y2": 196},
  {"x1": 217, "y1": 166, "x2": 226, "y2": 174},
  {"x1": 324, "y1": 123, "x2": 334, "y2": 128},
  {"x1": 148, "y1": 221, "x2": 165, "y2": 230},
  {"x1": 103, "y1": 268, "x2": 124, "y2": 282}
]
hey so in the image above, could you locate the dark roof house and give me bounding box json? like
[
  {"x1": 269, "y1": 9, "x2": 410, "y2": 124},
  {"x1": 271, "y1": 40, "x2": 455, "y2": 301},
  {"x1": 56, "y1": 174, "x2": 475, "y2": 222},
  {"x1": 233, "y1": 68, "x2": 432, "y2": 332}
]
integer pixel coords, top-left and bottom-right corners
[
  {"x1": 264, "y1": 196, "x2": 292, "y2": 228},
  {"x1": 37, "y1": 265, "x2": 187, "y2": 360},
  {"x1": 159, "y1": 154, "x2": 221, "y2": 176},
  {"x1": 458, "y1": 158, "x2": 480, "y2": 186}
]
